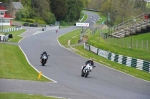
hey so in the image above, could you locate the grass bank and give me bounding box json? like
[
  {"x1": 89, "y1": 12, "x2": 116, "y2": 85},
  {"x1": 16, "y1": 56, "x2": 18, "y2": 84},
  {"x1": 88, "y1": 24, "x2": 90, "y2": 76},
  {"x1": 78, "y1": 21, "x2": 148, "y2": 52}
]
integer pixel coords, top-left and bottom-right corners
[
  {"x1": 81, "y1": 11, "x2": 88, "y2": 22},
  {"x1": 0, "y1": 29, "x2": 50, "y2": 82},
  {"x1": 0, "y1": 93, "x2": 65, "y2": 99},
  {"x1": 58, "y1": 29, "x2": 150, "y2": 81},
  {"x1": 87, "y1": 29, "x2": 150, "y2": 61},
  {"x1": 8, "y1": 29, "x2": 26, "y2": 42},
  {"x1": 58, "y1": 29, "x2": 81, "y2": 47}
]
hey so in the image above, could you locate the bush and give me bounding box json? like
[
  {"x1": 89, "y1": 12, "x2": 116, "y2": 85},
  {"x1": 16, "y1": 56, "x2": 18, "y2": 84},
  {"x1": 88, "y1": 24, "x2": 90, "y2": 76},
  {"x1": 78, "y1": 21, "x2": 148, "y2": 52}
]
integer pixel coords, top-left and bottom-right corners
[
  {"x1": 26, "y1": 19, "x2": 35, "y2": 23},
  {"x1": 36, "y1": 19, "x2": 46, "y2": 24},
  {"x1": 15, "y1": 11, "x2": 22, "y2": 21},
  {"x1": 21, "y1": 18, "x2": 27, "y2": 22},
  {"x1": 60, "y1": 21, "x2": 68, "y2": 26},
  {"x1": 23, "y1": 22, "x2": 29, "y2": 26},
  {"x1": 29, "y1": 23, "x2": 38, "y2": 27}
]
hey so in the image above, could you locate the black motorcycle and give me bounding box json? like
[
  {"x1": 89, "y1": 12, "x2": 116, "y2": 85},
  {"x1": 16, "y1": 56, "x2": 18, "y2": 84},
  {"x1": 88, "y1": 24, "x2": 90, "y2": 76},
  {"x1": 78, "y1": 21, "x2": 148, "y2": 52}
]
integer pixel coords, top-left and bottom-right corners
[{"x1": 41, "y1": 54, "x2": 49, "y2": 66}]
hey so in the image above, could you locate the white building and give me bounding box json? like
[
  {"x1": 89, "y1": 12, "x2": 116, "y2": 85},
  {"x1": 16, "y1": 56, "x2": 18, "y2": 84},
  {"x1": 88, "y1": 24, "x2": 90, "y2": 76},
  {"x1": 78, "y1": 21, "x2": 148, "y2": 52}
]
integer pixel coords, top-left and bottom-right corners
[{"x1": 0, "y1": 2, "x2": 13, "y2": 26}]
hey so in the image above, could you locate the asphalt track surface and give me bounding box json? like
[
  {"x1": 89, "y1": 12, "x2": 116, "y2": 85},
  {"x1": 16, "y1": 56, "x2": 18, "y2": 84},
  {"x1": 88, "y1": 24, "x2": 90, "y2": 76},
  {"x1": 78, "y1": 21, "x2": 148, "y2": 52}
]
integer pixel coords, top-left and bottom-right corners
[{"x1": 1, "y1": 11, "x2": 150, "y2": 99}]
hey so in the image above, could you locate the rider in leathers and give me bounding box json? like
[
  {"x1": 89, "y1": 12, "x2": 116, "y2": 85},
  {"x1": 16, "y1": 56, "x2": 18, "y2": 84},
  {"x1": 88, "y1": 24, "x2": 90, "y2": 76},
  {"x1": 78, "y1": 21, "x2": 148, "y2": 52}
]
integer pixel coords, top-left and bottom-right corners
[
  {"x1": 40, "y1": 51, "x2": 48, "y2": 63},
  {"x1": 82, "y1": 58, "x2": 94, "y2": 71}
]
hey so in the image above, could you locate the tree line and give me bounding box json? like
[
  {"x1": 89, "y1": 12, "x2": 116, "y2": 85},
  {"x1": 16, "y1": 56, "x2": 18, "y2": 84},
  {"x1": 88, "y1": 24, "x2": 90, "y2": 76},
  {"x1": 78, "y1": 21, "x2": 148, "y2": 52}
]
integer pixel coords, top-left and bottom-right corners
[
  {"x1": 1, "y1": 0, "x2": 149, "y2": 26},
  {"x1": 88, "y1": 0, "x2": 150, "y2": 26},
  {"x1": 1, "y1": 0, "x2": 90, "y2": 24}
]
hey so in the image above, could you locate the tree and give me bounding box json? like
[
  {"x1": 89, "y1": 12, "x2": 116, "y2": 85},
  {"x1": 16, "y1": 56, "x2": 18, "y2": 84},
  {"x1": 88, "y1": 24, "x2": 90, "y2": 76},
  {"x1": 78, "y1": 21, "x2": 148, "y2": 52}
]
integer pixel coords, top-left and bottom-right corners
[
  {"x1": 66, "y1": 0, "x2": 84, "y2": 22},
  {"x1": 87, "y1": 0, "x2": 105, "y2": 10},
  {"x1": 82, "y1": 0, "x2": 91, "y2": 8},
  {"x1": 50, "y1": 0, "x2": 68, "y2": 21}
]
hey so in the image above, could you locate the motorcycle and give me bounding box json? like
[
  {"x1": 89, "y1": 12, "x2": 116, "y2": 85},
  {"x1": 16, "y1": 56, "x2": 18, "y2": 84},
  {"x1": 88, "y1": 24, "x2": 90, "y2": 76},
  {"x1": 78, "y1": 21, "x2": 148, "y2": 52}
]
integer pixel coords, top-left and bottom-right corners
[
  {"x1": 41, "y1": 54, "x2": 49, "y2": 66},
  {"x1": 81, "y1": 64, "x2": 96, "y2": 78}
]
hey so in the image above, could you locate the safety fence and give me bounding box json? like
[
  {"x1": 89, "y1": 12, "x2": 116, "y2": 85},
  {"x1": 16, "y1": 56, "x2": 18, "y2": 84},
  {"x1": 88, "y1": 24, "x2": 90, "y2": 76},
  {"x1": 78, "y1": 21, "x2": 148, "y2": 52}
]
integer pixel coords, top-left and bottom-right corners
[
  {"x1": 0, "y1": 26, "x2": 22, "y2": 33},
  {"x1": 84, "y1": 43, "x2": 150, "y2": 73},
  {"x1": 0, "y1": 27, "x2": 23, "y2": 41}
]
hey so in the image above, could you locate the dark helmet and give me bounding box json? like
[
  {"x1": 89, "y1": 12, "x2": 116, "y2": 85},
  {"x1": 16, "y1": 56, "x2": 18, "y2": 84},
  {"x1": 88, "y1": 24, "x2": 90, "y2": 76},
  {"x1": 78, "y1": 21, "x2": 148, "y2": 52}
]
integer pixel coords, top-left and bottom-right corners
[{"x1": 43, "y1": 50, "x2": 46, "y2": 53}]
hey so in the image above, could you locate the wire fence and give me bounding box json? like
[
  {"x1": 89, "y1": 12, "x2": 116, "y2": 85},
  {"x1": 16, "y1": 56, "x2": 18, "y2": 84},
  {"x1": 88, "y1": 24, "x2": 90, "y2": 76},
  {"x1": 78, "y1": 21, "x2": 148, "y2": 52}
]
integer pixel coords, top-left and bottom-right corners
[
  {"x1": 82, "y1": 24, "x2": 150, "y2": 50},
  {"x1": 105, "y1": 37, "x2": 150, "y2": 50}
]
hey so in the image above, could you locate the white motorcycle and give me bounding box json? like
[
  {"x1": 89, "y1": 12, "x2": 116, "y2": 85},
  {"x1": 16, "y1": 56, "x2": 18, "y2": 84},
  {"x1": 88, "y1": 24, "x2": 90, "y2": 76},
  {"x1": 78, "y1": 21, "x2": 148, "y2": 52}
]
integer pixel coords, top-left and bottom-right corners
[{"x1": 81, "y1": 64, "x2": 96, "y2": 77}]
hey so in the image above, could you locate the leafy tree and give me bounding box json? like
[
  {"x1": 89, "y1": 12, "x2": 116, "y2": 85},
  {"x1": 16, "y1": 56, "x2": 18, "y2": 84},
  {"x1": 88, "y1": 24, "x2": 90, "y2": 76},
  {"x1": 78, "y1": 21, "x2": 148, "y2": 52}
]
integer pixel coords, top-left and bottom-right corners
[
  {"x1": 99, "y1": 0, "x2": 149, "y2": 26},
  {"x1": 0, "y1": 0, "x2": 9, "y2": 2},
  {"x1": 50, "y1": 0, "x2": 68, "y2": 21},
  {"x1": 82, "y1": 0, "x2": 91, "y2": 8},
  {"x1": 87, "y1": 0, "x2": 105, "y2": 10},
  {"x1": 133, "y1": 0, "x2": 147, "y2": 14},
  {"x1": 15, "y1": 7, "x2": 30, "y2": 20},
  {"x1": 66, "y1": 0, "x2": 84, "y2": 22}
]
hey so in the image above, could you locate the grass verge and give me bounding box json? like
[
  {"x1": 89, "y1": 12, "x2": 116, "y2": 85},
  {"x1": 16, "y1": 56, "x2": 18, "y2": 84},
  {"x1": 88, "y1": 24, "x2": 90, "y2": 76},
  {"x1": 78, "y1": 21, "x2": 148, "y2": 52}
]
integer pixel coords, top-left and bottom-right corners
[
  {"x1": 58, "y1": 29, "x2": 150, "y2": 81},
  {"x1": 81, "y1": 11, "x2": 88, "y2": 22},
  {"x1": 0, "y1": 43, "x2": 49, "y2": 81},
  {"x1": 8, "y1": 29, "x2": 26, "y2": 42},
  {"x1": 87, "y1": 29, "x2": 150, "y2": 61},
  {"x1": 0, "y1": 29, "x2": 50, "y2": 82},
  {"x1": 58, "y1": 29, "x2": 81, "y2": 46},
  {"x1": 0, "y1": 26, "x2": 15, "y2": 30},
  {"x1": 0, "y1": 92, "x2": 65, "y2": 99}
]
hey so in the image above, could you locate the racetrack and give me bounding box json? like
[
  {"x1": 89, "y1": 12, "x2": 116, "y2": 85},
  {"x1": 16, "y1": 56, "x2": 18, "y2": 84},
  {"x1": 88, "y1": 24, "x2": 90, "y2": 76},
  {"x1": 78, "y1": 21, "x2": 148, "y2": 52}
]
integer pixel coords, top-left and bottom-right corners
[{"x1": 19, "y1": 11, "x2": 150, "y2": 99}]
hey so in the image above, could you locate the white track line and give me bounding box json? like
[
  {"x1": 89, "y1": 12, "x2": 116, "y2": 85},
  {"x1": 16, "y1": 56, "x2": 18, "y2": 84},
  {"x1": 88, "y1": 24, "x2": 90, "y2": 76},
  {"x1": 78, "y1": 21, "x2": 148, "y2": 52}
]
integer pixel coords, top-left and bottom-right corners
[
  {"x1": 18, "y1": 30, "x2": 57, "y2": 83},
  {"x1": 57, "y1": 32, "x2": 150, "y2": 83}
]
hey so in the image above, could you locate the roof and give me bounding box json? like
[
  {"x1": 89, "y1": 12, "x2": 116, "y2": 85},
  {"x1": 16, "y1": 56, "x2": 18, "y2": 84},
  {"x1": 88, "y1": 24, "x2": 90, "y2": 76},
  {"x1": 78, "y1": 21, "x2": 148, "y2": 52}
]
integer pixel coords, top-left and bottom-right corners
[
  {"x1": 12, "y1": 2, "x2": 23, "y2": 9},
  {"x1": 0, "y1": 6, "x2": 6, "y2": 10},
  {"x1": 0, "y1": 6, "x2": 13, "y2": 19}
]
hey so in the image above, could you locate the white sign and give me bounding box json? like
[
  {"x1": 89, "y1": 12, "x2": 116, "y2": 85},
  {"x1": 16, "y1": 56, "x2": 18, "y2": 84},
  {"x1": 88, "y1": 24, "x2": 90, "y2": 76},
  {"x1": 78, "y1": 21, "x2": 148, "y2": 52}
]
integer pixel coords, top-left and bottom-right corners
[{"x1": 76, "y1": 23, "x2": 89, "y2": 27}]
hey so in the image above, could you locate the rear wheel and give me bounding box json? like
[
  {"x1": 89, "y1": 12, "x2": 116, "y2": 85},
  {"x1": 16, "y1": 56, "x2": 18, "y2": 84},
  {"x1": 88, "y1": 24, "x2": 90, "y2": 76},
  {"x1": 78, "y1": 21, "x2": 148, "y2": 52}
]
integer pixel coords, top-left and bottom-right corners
[{"x1": 81, "y1": 72, "x2": 84, "y2": 77}]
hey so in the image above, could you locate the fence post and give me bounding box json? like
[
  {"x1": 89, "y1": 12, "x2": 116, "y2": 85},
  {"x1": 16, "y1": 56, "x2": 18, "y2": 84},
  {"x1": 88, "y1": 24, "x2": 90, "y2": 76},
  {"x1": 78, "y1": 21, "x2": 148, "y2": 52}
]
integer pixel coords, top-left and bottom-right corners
[
  {"x1": 142, "y1": 40, "x2": 143, "y2": 50},
  {"x1": 136, "y1": 40, "x2": 138, "y2": 49},
  {"x1": 147, "y1": 40, "x2": 149, "y2": 50}
]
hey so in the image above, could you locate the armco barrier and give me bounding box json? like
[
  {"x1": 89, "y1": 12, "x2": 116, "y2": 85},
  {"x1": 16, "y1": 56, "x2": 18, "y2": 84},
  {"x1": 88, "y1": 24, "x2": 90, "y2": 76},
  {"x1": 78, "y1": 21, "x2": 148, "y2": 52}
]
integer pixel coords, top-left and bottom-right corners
[
  {"x1": 90, "y1": 45, "x2": 98, "y2": 54},
  {"x1": 98, "y1": 49, "x2": 109, "y2": 59},
  {"x1": 84, "y1": 43, "x2": 150, "y2": 73}
]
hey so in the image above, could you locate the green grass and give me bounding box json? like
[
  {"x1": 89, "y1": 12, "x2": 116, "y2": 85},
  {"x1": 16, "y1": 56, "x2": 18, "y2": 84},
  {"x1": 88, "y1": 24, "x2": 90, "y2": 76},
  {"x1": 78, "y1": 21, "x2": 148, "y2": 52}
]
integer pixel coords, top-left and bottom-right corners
[
  {"x1": 80, "y1": 11, "x2": 84, "y2": 19},
  {"x1": 0, "y1": 26, "x2": 15, "y2": 30},
  {"x1": 81, "y1": 12, "x2": 88, "y2": 22},
  {"x1": 60, "y1": 26, "x2": 70, "y2": 29},
  {"x1": 0, "y1": 29, "x2": 26, "y2": 42},
  {"x1": 7, "y1": 29, "x2": 26, "y2": 42},
  {"x1": 96, "y1": 12, "x2": 107, "y2": 25},
  {"x1": 0, "y1": 29, "x2": 50, "y2": 81},
  {"x1": 58, "y1": 29, "x2": 81, "y2": 46},
  {"x1": 87, "y1": 30, "x2": 150, "y2": 61},
  {"x1": 107, "y1": 32, "x2": 150, "y2": 50},
  {"x1": 146, "y1": 2, "x2": 150, "y2": 8},
  {"x1": 0, "y1": 93, "x2": 65, "y2": 99},
  {"x1": 0, "y1": 43, "x2": 50, "y2": 81},
  {"x1": 60, "y1": 20, "x2": 76, "y2": 26},
  {"x1": 58, "y1": 29, "x2": 150, "y2": 81}
]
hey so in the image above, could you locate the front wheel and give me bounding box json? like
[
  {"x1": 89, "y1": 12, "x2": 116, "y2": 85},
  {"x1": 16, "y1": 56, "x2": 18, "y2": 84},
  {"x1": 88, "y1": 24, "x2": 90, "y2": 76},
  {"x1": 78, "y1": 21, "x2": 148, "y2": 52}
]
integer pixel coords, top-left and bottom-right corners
[
  {"x1": 42, "y1": 59, "x2": 45, "y2": 66},
  {"x1": 84, "y1": 71, "x2": 89, "y2": 78}
]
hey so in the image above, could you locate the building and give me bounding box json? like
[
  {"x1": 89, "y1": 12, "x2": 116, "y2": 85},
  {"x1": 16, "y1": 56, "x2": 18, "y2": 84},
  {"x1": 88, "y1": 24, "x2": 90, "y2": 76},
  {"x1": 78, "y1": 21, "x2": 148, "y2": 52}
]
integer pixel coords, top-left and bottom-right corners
[
  {"x1": 0, "y1": 2, "x2": 13, "y2": 26},
  {"x1": 8, "y1": 0, "x2": 23, "y2": 19}
]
